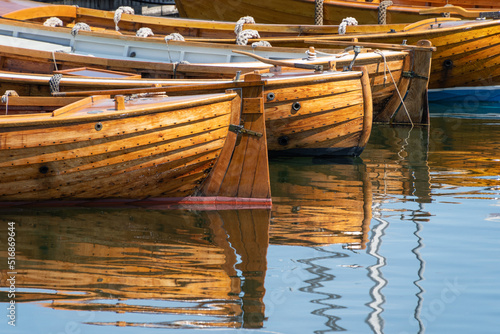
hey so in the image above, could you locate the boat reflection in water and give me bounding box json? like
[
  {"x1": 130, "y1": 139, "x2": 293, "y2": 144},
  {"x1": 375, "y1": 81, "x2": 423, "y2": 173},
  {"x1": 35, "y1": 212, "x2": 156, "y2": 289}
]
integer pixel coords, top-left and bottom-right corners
[
  {"x1": 1, "y1": 113, "x2": 498, "y2": 332},
  {"x1": 0, "y1": 208, "x2": 270, "y2": 329},
  {"x1": 269, "y1": 156, "x2": 373, "y2": 250}
]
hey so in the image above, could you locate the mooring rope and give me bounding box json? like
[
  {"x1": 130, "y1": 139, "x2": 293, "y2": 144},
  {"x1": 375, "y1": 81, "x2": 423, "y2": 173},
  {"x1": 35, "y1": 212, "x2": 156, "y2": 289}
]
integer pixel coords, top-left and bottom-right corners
[
  {"x1": 236, "y1": 29, "x2": 260, "y2": 45},
  {"x1": 374, "y1": 50, "x2": 414, "y2": 127},
  {"x1": 49, "y1": 74, "x2": 63, "y2": 94},
  {"x1": 234, "y1": 16, "x2": 255, "y2": 35},
  {"x1": 338, "y1": 17, "x2": 358, "y2": 35},
  {"x1": 114, "y1": 6, "x2": 135, "y2": 31},
  {"x1": 43, "y1": 17, "x2": 63, "y2": 27},
  {"x1": 136, "y1": 27, "x2": 154, "y2": 38},
  {"x1": 315, "y1": 0, "x2": 324, "y2": 25},
  {"x1": 51, "y1": 50, "x2": 59, "y2": 72},
  {"x1": 71, "y1": 22, "x2": 91, "y2": 36},
  {"x1": 1, "y1": 91, "x2": 18, "y2": 115},
  {"x1": 378, "y1": 1, "x2": 393, "y2": 25}
]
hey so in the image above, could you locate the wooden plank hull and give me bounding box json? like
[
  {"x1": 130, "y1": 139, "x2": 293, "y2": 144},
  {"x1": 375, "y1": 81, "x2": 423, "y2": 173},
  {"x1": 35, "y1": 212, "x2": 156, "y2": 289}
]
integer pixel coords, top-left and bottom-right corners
[
  {"x1": 0, "y1": 15, "x2": 430, "y2": 124},
  {"x1": 0, "y1": 92, "x2": 271, "y2": 205},
  {"x1": 310, "y1": 19, "x2": 500, "y2": 89},
  {"x1": 0, "y1": 69, "x2": 375, "y2": 155},
  {"x1": 174, "y1": 0, "x2": 499, "y2": 24}
]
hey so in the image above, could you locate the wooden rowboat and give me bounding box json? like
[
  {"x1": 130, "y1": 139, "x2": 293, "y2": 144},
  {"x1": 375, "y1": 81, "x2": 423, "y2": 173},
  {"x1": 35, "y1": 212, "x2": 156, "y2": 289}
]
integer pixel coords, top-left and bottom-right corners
[
  {"x1": 0, "y1": 17, "x2": 432, "y2": 124},
  {"x1": 0, "y1": 67, "x2": 375, "y2": 155},
  {"x1": 174, "y1": 0, "x2": 499, "y2": 25},
  {"x1": 5, "y1": 4, "x2": 496, "y2": 92},
  {"x1": 0, "y1": 90, "x2": 271, "y2": 205}
]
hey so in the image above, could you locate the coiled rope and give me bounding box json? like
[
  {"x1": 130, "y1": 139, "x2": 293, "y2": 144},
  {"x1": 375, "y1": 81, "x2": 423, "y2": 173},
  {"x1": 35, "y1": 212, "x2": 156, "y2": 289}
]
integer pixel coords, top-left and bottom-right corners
[
  {"x1": 71, "y1": 22, "x2": 91, "y2": 36},
  {"x1": 49, "y1": 74, "x2": 63, "y2": 94},
  {"x1": 234, "y1": 16, "x2": 255, "y2": 35},
  {"x1": 164, "y1": 33, "x2": 186, "y2": 64},
  {"x1": 136, "y1": 27, "x2": 154, "y2": 38},
  {"x1": 236, "y1": 29, "x2": 260, "y2": 46},
  {"x1": 378, "y1": 1, "x2": 393, "y2": 25},
  {"x1": 252, "y1": 41, "x2": 272, "y2": 48},
  {"x1": 114, "y1": 6, "x2": 135, "y2": 31},
  {"x1": 338, "y1": 17, "x2": 358, "y2": 35},
  {"x1": 43, "y1": 17, "x2": 63, "y2": 27},
  {"x1": 1, "y1": 91, "x2": 18, "y2": 115}
]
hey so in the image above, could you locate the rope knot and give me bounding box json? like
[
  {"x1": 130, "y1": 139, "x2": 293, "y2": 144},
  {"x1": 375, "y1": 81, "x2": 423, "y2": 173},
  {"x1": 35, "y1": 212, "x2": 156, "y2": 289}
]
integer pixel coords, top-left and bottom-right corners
[
  {"x1": 338, "y1": 17, "x2": 358, "y2": 35},
  {"x1": 71, "y1": 22, "x2": 91, "y2": 36},
  {"x1": 43, "y1": 17, "x2": 63, "y2": 27},
  {"x1": 234, "y1": 16, "x2": 255, "y2": 35},
  {"x1": 114, "y1": 6, "x2": 134, "y2": 31},
  {"x1": 252, "y1": 40, "x2": 272, "y2": 48},
  {"x1": 236, "y1": 29, "x2": 260, "y2": 46},
  {"x1": 164, "y1": 33, "x2": 185, "y2": 42},
  {"x1": 136, "y1": 27, "x2": 154, "y2": 38}
]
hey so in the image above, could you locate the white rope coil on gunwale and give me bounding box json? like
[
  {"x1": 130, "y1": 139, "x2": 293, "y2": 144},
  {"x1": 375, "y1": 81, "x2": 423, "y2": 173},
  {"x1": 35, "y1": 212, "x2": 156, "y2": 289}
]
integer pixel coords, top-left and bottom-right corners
[
  {"x1": 114, "y1": 6, "x2": 135, "y2": 31},
  {"x1": 43, "y1": 17, "x2": 63, "y2": 27}
]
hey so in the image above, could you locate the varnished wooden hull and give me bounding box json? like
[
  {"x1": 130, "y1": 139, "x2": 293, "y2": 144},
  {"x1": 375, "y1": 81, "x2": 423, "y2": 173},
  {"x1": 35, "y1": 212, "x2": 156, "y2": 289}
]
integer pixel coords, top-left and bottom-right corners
[
  {"x1": 311, "y1": 19, "x2": 500, "y2": 89},
  {"x1": 0, "y1": 69, "x2": 374, "y2": 155},
  {"x1": 0, "y1": 15, "x2": 431, "y2": 125},
  {"x1": 0, "y1": 92, "x2": 271, "y2": 204},
  {"x1": 175, "y1": 0, "x2": 499, "y2": 24}
]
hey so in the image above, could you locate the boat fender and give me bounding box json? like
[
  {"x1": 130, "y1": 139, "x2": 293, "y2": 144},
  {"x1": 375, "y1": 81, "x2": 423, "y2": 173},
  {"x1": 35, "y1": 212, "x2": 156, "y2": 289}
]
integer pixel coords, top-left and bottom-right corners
[
  {"x1": 378, "y1": 1, "x2": 393, "y2": 25},
  {"x1": 234, "y1": 16, "x2": 255, "y2": 35},
  {"x1": 49, "y1": 74, "x2": 63, "y2": 94},
  {"x1": 71, "y1": 22, "x2": 91, "y2": 37},
  {"x1": 136, "y1": 27, "x2": 154, "y2": 38},
  {"x1": 43, "y1": 17, "x2": 63, "y2": 27},
  {"x1": 236, "y1": 29, "x2": 260, "y2": 46},
  {"x1": 339, "y1": 17, "x2": 358, "y2": 35},
  {"x1": 114, "y1": 6, "x2": 135, "y2": 31}
]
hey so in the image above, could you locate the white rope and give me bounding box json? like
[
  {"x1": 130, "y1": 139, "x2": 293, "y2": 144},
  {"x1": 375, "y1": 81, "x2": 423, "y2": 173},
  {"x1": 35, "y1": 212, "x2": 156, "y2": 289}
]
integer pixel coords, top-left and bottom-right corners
[
  {"x1": 71, "y1": 22, "x2": 91, "y2": 36},
  {"x1": 114, "y1": 6, "x2": 134, "y2": 31},
  {"x1": 234, "y1": 16, "x2": 255, "y2": 35},
  {"x1": 136, "y1": 27, "x2": 154, "y2": 37},
  {"x1": 374, "y1": 50, "x2": 414, "y2": 127},
  {"x1": 338, "y1": 17, "x2": 358, "y2": 35},
  {"x1": 51, "y1": 51, "x2": 59, "y2": 71},
  {"x1": 252, "y1": 40, "x2": 272, "y2": 48},
  {"x1": 236, "y1": 29, "x2": 260, "y2": 45},
  {"x1": 2, "y1": 91, "x2": 18, "y2": 115},
  {"x1": 164, "y1": 33, "x2": 185, "y2": 42},
  {"x1": 43, "y1": 17, "x2": 63, "y2": 27}
]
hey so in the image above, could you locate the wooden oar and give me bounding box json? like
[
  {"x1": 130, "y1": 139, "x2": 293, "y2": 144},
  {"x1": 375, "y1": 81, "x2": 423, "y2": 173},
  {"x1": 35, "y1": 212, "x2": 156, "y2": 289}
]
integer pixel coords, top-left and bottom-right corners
[
  {"x1": 51, "y1": 81, "x2": 256, "y2": 97},
  {"x1": 420, "y1": 6, "x2": 500, "y2": 19},
  {"x1": 232, "y1": 50, "x2": 324, "y2": 72},
  {"x1": 306, "y1": 39, "x2": 437, "y2": 52}
]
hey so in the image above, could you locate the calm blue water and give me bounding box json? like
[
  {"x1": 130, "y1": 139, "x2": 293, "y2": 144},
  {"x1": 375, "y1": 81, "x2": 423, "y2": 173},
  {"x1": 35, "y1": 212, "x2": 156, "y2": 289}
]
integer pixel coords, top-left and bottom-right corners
[{"x1": 1, "y1": 101, "x2": 500, "y2": 334}]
